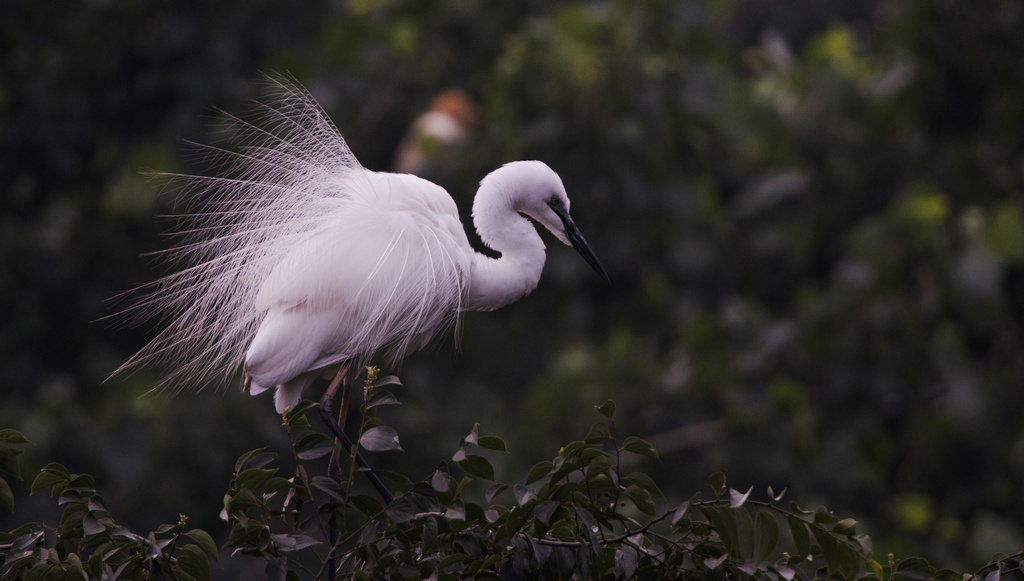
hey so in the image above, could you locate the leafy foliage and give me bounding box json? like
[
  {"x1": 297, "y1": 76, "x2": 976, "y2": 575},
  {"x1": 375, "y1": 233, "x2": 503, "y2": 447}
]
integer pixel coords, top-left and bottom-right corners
[
  {"x1": 0, "y1": 431, "x2": 217, "y2": 580},
  {"x1": 215, "y1": 380, "x2": 1022, "y2": 580},
  {"x1": 4, "y1": 0, "x2": 1024, "y2": 569},
  {"x1": 4, "y1": 385, "x2": 1024, "y2": 579},
  {"x1": 0, "y1": 429, "x2": 29, "y2": 513}
]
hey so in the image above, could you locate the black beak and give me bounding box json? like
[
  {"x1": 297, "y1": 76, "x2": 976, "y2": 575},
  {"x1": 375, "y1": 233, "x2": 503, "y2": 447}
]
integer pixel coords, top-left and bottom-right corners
[{"x1": 549, "y1": 201, "x2": 610, "y2": 283}]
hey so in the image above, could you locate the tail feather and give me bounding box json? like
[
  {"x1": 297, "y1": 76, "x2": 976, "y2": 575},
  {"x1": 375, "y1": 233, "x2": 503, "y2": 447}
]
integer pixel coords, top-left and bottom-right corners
[{"x1": 272, "y1": 371, "x2": 319, "y2": 414}]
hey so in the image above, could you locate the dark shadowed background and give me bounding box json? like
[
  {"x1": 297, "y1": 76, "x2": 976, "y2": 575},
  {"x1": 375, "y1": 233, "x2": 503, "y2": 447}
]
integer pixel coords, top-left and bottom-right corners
[{"x1": 3, "y1": 0, "x2": 1024, "y2": 573}]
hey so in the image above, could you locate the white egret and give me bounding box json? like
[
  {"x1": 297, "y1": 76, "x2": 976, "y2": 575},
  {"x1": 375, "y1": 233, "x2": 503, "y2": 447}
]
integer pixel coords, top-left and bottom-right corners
[{"x1": 116, "y1": 78, "x2": 608, "y2": 501}]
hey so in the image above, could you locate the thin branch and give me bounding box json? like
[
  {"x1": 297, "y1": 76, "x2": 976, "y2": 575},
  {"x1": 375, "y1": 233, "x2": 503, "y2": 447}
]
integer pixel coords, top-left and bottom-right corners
[{"x1": 530, "y1": 509, "x2": 674, "y2": 548}]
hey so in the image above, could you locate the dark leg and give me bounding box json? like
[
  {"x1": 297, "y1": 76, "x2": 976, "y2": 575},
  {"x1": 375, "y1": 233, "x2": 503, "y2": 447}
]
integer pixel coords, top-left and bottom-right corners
[
  {"x1": 317, "y1": 366, "x2": 393, "y2": 581},
  {"x1": 323, "y1": 368, "x2": 347, "y2": 480},
  {"x1": 318, "y1": 368, "x2": 346, "y2": 581},
  {"x1": 317, "y1": 366, "x2": 394, "y2": 503}
]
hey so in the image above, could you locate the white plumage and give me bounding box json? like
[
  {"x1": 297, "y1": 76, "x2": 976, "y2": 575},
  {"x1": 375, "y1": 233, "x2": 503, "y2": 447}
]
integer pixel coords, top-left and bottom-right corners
[{"x1": 117, "y1": 78, "x2": 608, "y2": 413}]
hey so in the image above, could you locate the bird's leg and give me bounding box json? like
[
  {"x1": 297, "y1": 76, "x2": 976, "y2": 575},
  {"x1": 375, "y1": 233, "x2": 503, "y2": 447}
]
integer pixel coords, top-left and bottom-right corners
[
  {"x1": 333, "y1": 373, "x2": 355, "y2": 484},
  {"x1": 319, "y1": 369, "x2": 345, "y2": 581},
  {"x1": 325, "y1": 368, "x2": 354, "y2": 478},
  {"x1": 317, "y1": 366, "x2": 393, "y2": 581},
  {"x1": 338, "y1": 372, "x2": 352, "y2": 432},
  {"x1": 317, "y1": 367, "x2": 394, "y2": 504},
  {"x1": 322, "y1": 368, "x2": 348, "y2": 479}
]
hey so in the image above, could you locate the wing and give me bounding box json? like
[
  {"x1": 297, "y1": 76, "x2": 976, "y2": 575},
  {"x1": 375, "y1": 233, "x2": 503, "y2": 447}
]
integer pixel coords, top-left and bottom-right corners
[
  {"x1": 112, "y1": 76, "x2": 370, "y2": 391},
  {"x1": 244, "y1": 174, "x2": 472, "y2": 390}
]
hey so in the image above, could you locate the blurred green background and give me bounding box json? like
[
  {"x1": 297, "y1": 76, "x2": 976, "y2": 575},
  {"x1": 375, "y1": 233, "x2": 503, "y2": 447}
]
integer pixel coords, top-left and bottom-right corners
[{"x1": 3, "y1": 0, "x2": 1024, "y2": 573}]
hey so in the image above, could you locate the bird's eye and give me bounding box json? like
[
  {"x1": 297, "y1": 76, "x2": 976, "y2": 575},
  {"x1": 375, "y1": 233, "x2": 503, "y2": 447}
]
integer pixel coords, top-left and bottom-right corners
[{"x1": 546, "y1": 196, "x2": 566, "y2": 214}]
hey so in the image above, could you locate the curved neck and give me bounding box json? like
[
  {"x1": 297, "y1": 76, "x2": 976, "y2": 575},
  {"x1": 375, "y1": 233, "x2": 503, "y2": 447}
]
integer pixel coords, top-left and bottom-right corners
[{"x1": 463, "y1": 173, "x2": 547, "y2": 311}]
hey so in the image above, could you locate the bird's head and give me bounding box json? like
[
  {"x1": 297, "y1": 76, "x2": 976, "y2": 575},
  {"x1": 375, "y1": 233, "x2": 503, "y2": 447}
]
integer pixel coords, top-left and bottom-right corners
[{"x1": 497, "y1": 161, "x2": 611, "y2": 283}]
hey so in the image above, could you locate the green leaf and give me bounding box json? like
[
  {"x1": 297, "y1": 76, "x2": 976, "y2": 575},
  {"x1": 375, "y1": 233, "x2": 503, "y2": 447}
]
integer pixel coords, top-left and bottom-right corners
[
  {"x1": 185, "y1": 529, "x2": 219, "y2": 561},
  {"x1": 31, "y1": 464, "x2": 70, "y2": 495},
  {"x1": 583, "y1": 454, "x2": 612, "y2": 481},
  {"x1": 458, "y1": 455, "x2": 495, "y2": 481},
  {"x1": 671, "y1": 501, "x2": 690, "y2": 527},
  {"x1": 469, "y1": 554, "x2": 502, "y2": 575},
  {"x1": 437, "y1": 553, "x2": 472, "y2": 571},
  {"x1": 931, "y1": 568, "x2": 962, "y2": 581},
  {"x1": 620, "y1": 436, "x2": 659, "y2": 461},
  {"x1": 67, "y1": 472, "x2": 96, "y2": 490},
  {"x1": 464, "y1": 502, "x2": 487, "y2": 524},
  {"x1": 65, "y1": 552, "x2": 84, "y2": 572},
  {"x1": 0, "y1": 447, "x2": 21, "y2": 481},
  {"x1": 789, "y1": 502, "x2": 814, "y2": 522},
  {"x1": 584, "y1": 421, "x2": 612, "y2": 445},
  {"x1": 485, "y1": 483, "x2": 509, "y2": 503},
  {"x1": 445, "y1": 505, "x2": 466, "y2": 520},
  {"x1": 754, "y1": 509, "x2": 779, "y2": 564},
  {"x1": 894, "y1": 557, "x2": 937, "y2": 579},
  {"x1": 384, "y1": 497, "x2": 416, "y2": 523},
  {"x1": 351, "y1": 494, "x2": 384, "y2": 517},
  {"x1": 226, "y1": 516, "x2": 267, "y2": 547},
  {"x1": 82, "y1": 515, "x2": 106, "y2": 536},
  {"x1": 0, "y1": 477, "x2": 13, "y2": 511},
  {"x1": 0, "y1": 429, "x2": 29, "y2": 445},
  {"x1": 836, "y1": 539, "x2": 863, "y2": 577},
  {"x1": 734, "y1": 505, "x2": 755, "y2": 560},
  {"x1": 292, "y1": 431, "x2": 334, "y2": 460},
  {"x1": 596, "y1": 400, "x2": 616, "y2": 419},
  {"x1": 366, "y1": 390, "x2": 401, "y2": 408},
  {"x1": 534, "y1": 499, "x2": 560, "y2": 525},
  {"x1": 623, "y1": 472, "x2": 664, "y2": 500},
  {"x1": 574, "y1": 506, "x2": 602, "y2": 558},
  {"x1": 704, "y1": 554, "x2": 727, "y2": 570},
  {"x1": 265, "y1": 477, "x2": 297, "y2": 494},
  {"x1": 284, "y1": 400, "x2": 317, "y2": 423},
  {"x1": 701, "y1": 505, "x2": 739, "y2": 555},
  {"x1": 706, "y1": 472, "x2": 727, "y2": 498},
  {"x1": 431, "y1": 469, "x2": 451, "y2": 493},
  {"x1": 513, "y1": 485, "x2": 536, "y2": 507},
  {"x1": 525, "y1": 461, "x2": 553, "y2": 485},
  {"x1": 233, "y1": 448, "x2": 274, "y2": 473},
  {"x1": 613, "y1": 546, "x2": 637, "y2": 579},
  {"x1": 227, "y1": 488, "x2": 261, "y2": 512},
  {"x1": 811, "y1": 526, "x2": 841, "y2": 576},
  {"x1": 786, "y1": 514, "x2": 811, "y2": 558},
  {"x1": 235, "y1": 468, "x2": 277, "y2": 492},
  {"x1": 834, "y1": 517, "x2": 858, "y2": 535},
  {"x1": 310, "y1": 476, "x2": 345, "y2": 501},
  {"x1": 372, "y1": 375, "x2": 402, "y2": 388},
  {"x1": 285, "y1": 408, "x2": 312, "y2": 428},
  {"x1": 813, "y1": 505, "x2": 837, "y2": 524},
  {"x1": 622, "y1": 484, "x2": 656, "y2": 516},
  {"x1": 476, "y1": 436, "x2": 509, "y2": 453},
  {"x1": 173, "y1": 543, "x2": 211, "y2": 581},
  {"x1": 559, "y1": 440, "x2": 589, "y2": 458},
  {"x1": 359, "y1": 426, "x2": 403, "y2": 452}
]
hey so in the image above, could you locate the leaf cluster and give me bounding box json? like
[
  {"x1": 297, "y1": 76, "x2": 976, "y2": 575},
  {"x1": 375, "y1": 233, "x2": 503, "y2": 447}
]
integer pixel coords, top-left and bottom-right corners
[
  {"x1": 4, "y1": 389, "x2": 1024, "y2": 580},
  {"x1": 0, "y1": 431, "x2": 217, "y2": 580},
  {"x1": 216, "y1": 390, "x2": 1024, "y2": 580}
]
